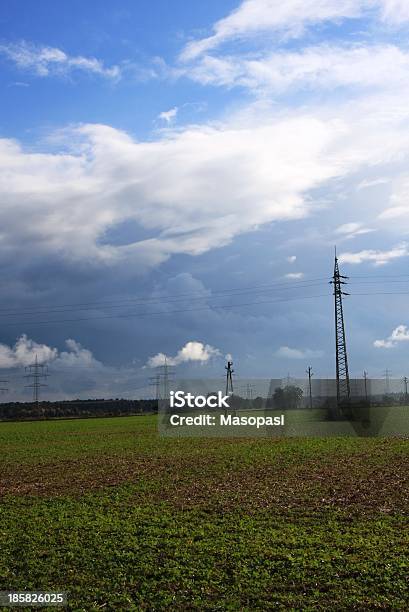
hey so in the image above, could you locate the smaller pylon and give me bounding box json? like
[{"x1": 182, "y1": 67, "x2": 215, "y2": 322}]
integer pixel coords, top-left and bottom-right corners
[
  {"x1": 306, "y1": 366, "x2": 313, "y2": 409},
  {"x1": 383, "y1": 369, "x2": 391, "y2": 396},
  {"x1": 403, "y1": 376, "x2": 408, "y2": 403},
  {"x1": 25, "y1": 354, "x2": 48, "y2": 405},
  {"x1": 149, "y1": 375, "x2": 161, "y2": 401},
  {"x1": 363, "y1": 370, "x2": 369, "y2": 402}
]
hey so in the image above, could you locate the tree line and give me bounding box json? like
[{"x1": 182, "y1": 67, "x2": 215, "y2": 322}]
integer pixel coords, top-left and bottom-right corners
[{"x1": 0, "y1": 399, "x2": 158, "y2": 421}]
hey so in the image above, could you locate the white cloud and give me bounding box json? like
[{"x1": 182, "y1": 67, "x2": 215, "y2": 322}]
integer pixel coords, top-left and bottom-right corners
[
  {"x1": 338, "y1": 243, "x2": 409, "y2": 265},
  {"x1": 379, "y1": 176, "x2": 409, "y2": 220},
  {"x1": 0, "y1": 334, "x2": 57, "y2": 368},
  {"x1": 336, "y1": 222, "x2": 363, "y2": 235},
  {"x1": 374, "y1": 324, "x2": 409, "y2": 348},
  {"x1": 380, "y1": 0, "x2": 409, "y2": 24},
  {"x1": 158, "y1": 107, "x2": 178, "y2": 124},
  {"x1": 284, "y1": 272, "x2": 304, "y2": 279},
  {"x1": 0, "y1": 41, "x2": 120, "y2": 79},
  {"x1": 180, "y1": 0, "x2": 409, "y2": 62},
  {"x1": 182, "y1": 45, "x2": 409, "y2": 94},
  {"x1": 287, "y1": 255, "x2": 297, "y2": 263},
  {"x1": 56, "y1": 339, "x2": 103, "y2": 368},
  {"x1": 180, "y1": 0, "x2": 365, "y2": 61},
  {"x1": 335, "y1": 221, "x2": 375, "y2": 239},
  {"x1": 3, "y1": 85, "x2": 409, "y2": 272},
  {"x1": 0, "y1": 117, "x2": 355, "y2": 268},
  {"x1": 275, "y1": 346, "x2": 323, "y2": 359},
  {"x1": 147, "y1": 341, "x2": 221, "y2": 367},
  {"x1": 357, "y1": 177, "x2": 390, "y2": 190},
  {"x1": 379, "y1": 206, "x2": 409, "y2": 219},
  {"x1": 0, "y1": 335, "x2": 101, "y2": 369}
]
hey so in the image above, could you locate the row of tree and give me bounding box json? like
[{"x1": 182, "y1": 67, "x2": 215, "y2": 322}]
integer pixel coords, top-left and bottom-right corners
[{"x1": 0, "y1": 399, "x2": 157, "y2": 421}]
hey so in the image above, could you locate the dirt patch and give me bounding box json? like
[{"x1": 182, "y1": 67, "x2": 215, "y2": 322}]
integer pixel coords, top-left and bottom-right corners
[
  {"x1": 0, "y1": 448, "x2": 407, "y2": 516},
  {"x1": 0, "y1": 455, "x2": 163, "y2": 496}
]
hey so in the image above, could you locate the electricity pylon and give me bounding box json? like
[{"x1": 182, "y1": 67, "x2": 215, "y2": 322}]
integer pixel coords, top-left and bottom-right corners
[
  {"x1": 25, "y1": 354, "x2": 48, "y2": 405},
  {"x1": 149, "y1": 374, "x2": 161, "y2": 401},
  {"x1": 154, "y1": 358, "x2": 174, "y2": 405},
  {"x1": 330, "y1": 249, "x2": 350, "y2": 406}
]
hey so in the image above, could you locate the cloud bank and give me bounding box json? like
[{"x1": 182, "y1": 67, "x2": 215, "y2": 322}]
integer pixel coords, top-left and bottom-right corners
[
  {"x1": 0, "y1": 335, "x2": 102, "y2": 369},
  {"x1": 2, "y1": 88, "x2": 409, "y2": 273}
]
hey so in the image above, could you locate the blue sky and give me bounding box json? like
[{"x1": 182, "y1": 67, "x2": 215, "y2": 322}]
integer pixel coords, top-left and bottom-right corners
[{"x1": 1, "y1": 0, "x2": 409, "y2": 399}]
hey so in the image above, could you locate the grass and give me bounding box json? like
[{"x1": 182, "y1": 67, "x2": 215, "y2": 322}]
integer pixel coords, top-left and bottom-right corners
[{"x1": 0, "y1": 415, "x2": 408, "y2": 610}]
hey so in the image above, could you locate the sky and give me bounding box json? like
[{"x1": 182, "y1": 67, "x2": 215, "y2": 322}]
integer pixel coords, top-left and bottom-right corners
[{"x1": 2, "y1": 0, "x2": 409, "y2": 399}]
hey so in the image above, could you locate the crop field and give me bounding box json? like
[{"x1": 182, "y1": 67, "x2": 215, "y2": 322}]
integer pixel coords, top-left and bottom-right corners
[{"x1": 0, "y1": 415, "x2": 408, "y2": 610}]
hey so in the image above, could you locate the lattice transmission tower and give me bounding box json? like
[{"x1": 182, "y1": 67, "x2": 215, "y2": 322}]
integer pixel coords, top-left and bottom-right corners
[
  {"x1": 330, "y1": 250, "x2": 350, "y2": 406},
  {"x1": 25, "y1": 354, "x2": 48, "y2": 404}
]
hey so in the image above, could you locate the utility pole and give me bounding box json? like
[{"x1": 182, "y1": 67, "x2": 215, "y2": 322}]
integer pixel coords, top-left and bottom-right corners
[
  {"x1": 330, "y1": 248, "x2": 350, "y2": 407},
  {"x1": 225, "y1": 360, "x2": 234, "y2": 416},
  {"x1": 25, "y1": 354, "x2": 48, "y2": 406},
  {"x1": 306, "y1": 366, "x2": 313, "y2": 409},
  {"x1": 383, "y1": 369, "x2": 391, "y2": 396},
  {"x1": 363, "y1": 370, "x2": 368, "y2": 402},
  {"x1": 403, "y1": 376, "x2": 408, "y2": 403},
  {"x1": 225, "y1": 360, "x2": 234, "y2": 396}
]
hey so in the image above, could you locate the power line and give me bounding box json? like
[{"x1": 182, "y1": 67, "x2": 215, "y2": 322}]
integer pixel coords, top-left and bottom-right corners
[
  {"x1": 0, "y1": 293, "x2": 332, "y2": 328},
  {"x1": 1, "y1": 277, "x2": 408, "y2": 322},
  {"x1": 0, "y1": 286, "x2": 408, "y2": 331},
  {"x1": 0, "y1": 279, "x2": 330, "y2": 319},
  {"x1": 6, "y1": 271, "x2": 409, "y2": 320},
  {"x1": 0, "y1": 378, "x2": 8, "y2": 395},
  {"x1": 0, "y1": 288, "x2": 408, "y2": 329}
]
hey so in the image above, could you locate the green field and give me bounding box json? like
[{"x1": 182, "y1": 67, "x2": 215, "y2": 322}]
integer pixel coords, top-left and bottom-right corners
[{"x1": 0, "y1": 416, "x2": 408, "y2": 610}]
